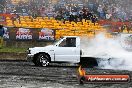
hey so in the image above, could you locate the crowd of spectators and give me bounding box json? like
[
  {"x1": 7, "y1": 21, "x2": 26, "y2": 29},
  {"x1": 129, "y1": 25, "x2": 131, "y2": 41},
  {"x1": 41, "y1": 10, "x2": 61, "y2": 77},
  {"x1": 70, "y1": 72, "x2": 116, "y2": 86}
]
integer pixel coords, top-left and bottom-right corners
[{"x1": 0, "y1": 0, "x2": 131, "y2": 22}]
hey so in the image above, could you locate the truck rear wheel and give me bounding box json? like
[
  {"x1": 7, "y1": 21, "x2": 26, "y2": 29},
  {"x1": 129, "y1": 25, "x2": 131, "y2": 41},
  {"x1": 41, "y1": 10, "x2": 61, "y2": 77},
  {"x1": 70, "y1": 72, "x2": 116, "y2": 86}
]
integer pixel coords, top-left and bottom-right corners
[
  {"x1": 36, "y1": 53, "x2": 50, "y2": 67},
  {"x1": 80, "y1": 57, "x2": 98, "y2": 68}
]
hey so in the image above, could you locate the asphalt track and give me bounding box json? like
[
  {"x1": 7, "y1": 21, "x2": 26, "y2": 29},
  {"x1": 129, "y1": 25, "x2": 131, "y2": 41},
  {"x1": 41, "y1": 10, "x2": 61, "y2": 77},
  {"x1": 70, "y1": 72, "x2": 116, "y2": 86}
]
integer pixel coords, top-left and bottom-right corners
[{"x1": 0, "y1": 61, "x2": 132, "y2": 88}]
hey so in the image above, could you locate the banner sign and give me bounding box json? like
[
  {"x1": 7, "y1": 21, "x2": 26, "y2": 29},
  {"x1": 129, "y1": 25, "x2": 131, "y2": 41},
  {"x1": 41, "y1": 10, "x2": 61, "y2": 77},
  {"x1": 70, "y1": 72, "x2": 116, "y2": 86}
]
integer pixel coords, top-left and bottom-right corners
[
  {"x1": 3, "y1": 27, "x2": 9, "y2": 40},
  {"x1": 3, "y1": 27, "x2": 55, "y2": 41},
  {"x1": 16, "y1": 28, "x2": 33, "y2": 40},
  {"x1": 38, "y1": 28, "x2": 54, "y2": 41}
]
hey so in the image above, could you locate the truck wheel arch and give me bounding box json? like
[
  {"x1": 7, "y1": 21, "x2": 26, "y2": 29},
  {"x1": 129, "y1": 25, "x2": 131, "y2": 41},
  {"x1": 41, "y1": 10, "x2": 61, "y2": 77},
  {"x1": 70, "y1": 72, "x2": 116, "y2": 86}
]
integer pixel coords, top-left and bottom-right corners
[{"x1": 33, "y1": 52, "x2": 51, "y2": 62}]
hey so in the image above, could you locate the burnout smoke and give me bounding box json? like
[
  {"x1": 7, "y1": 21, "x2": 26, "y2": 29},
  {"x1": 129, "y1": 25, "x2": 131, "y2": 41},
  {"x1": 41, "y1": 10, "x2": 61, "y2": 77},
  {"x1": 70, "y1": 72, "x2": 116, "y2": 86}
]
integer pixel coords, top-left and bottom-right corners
[{"x1": 81, "y1": 33, "x2": 132, "y2": 71}]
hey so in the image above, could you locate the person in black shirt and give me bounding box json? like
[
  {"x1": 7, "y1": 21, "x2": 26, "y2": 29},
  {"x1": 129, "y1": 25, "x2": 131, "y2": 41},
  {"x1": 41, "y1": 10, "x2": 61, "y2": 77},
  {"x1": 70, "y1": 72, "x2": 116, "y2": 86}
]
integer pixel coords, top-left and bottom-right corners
[
  {"x1": 92, "y1": 15, "x2": 98, "y2": 25},
  {"x1": 0, "y1": 25, "x2": 4, "y2": 37},
  {"x1": 0, "y1": 25, "x2": 5, "y2": 48}
]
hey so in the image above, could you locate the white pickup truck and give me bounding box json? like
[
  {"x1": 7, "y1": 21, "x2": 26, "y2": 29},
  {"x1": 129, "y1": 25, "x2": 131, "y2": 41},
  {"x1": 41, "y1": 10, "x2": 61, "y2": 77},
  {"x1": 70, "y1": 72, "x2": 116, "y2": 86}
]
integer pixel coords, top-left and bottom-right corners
[{"x1": 27, "y1": 36, "x2": 98, "y2": 67}]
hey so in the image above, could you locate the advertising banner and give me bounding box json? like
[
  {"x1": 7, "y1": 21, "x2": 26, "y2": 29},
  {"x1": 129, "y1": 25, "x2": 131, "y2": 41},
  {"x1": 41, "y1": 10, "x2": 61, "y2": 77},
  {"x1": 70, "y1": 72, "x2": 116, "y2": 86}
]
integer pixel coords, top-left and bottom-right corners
[
  {"x1": 38, "y1": 28, "x2": 54, "y2": 41},
  {"x1": 16, "y1": 28, "x2": 33, "y2": 40},
  {"x1": 3, "y1": 27, "x2": 10, "y2": 40},
  {"x1": 3, "y1": 27, "x2": 55, "y2": 41}
]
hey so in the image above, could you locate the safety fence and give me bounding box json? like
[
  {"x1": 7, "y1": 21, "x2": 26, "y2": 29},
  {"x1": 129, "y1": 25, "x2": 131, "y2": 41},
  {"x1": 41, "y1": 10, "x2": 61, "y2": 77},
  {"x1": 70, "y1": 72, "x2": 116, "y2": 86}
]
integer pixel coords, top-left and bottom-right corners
[{"x1": 98, "y1": 20, "x2": 131, "y2": 26}]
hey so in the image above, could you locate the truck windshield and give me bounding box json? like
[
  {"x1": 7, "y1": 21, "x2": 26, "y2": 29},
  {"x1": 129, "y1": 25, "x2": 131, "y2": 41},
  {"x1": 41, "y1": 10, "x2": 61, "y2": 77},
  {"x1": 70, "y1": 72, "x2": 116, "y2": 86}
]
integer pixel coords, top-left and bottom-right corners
[
  {"x1": 59, "y1": 38, "x2": 76, "y2": 47},
  {"x1": 53, "y1": 37, "x2": 64, "y2": 45}
]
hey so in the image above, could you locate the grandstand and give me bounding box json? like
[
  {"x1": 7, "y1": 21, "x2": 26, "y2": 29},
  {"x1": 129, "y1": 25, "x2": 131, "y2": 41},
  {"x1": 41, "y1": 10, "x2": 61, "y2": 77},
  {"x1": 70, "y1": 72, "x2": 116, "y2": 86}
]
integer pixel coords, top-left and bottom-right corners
[
  {"x1": 0, "y1": 0, "x2": 131, "y2": 39},
  {"x1": 5, "y1": 15, "x2": 105, "y2": 39}
]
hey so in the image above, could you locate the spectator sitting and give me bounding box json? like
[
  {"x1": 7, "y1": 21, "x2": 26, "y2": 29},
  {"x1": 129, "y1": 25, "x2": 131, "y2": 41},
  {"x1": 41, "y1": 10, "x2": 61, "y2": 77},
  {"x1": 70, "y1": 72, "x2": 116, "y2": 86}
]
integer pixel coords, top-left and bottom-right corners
[{"x1": 92, "y1": 15, "x2": 98, "y2": 25}]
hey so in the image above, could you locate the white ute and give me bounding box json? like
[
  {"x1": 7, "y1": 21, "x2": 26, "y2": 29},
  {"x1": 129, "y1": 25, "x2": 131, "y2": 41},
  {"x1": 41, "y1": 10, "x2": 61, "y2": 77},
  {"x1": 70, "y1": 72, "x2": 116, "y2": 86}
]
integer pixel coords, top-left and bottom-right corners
[{"x1": 27, "y1": 36, "x2": 97, "y2": 67}]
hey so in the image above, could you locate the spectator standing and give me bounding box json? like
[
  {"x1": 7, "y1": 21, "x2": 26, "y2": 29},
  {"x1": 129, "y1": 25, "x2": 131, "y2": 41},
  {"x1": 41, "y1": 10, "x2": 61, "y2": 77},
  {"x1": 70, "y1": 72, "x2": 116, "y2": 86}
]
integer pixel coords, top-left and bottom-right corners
[
  {"x1": 69, "y1": 10, "x2": 77, "y2": 22},
  {"x1": 97, "y1": 5, "x2": 105, "y2": 19},
  {"x1": 106, "y1": 12, "x2": 112, "y2": 20},
  {"x1": 127, "y1": 23, "x2": 132, "y2": 33},
  {"x1": 92, "y1": 15, "x2": 98, "y2": 25},
  {"x1": 78, "y1": 10, "x2": 83, "y2": 21},
  {"x1": 55, "y1": 13, "x2": 64, "y2": 21},
  {"x1": 0, "y1": 25, "x2": 5, "y2": 48},
  {"x1": 69, "y1": 13, "x2": 74, "y2": 22},
  {"x1": 83, "y1": 11, "x2": 93, "y2": 20},
  {"x1": 121, "y1": 24, "x2": 126, "y2": 33}
]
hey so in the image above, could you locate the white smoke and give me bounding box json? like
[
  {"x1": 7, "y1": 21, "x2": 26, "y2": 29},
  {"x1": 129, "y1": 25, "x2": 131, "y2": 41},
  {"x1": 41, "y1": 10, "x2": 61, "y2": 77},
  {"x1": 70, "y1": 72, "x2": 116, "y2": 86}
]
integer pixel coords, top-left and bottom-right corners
[{"x1": 81, "y1": 33, "x2": 132, "y2": 71}]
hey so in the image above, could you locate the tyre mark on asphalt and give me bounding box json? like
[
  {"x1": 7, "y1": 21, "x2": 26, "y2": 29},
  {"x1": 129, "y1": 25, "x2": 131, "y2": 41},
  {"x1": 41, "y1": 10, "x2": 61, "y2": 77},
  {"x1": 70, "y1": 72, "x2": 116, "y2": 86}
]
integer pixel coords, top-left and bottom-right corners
[{"x1": 0, "y1": 61, "x2": 132, "y2": 87}]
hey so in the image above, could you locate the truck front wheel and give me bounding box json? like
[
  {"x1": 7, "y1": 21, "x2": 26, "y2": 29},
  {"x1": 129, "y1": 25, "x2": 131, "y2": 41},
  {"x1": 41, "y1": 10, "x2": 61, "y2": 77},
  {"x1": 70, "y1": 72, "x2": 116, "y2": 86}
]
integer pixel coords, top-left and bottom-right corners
[{"x1": 36, "y1": 53, "x2": 50, "y2": 67}]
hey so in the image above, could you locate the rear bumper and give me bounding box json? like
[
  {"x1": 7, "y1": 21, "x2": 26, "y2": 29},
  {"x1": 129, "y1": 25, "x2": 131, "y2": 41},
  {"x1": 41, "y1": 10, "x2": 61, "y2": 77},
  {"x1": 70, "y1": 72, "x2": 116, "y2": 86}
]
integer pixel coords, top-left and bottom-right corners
[{"x1": 27, "y1": 55, "x2": 34, "y2": 61}]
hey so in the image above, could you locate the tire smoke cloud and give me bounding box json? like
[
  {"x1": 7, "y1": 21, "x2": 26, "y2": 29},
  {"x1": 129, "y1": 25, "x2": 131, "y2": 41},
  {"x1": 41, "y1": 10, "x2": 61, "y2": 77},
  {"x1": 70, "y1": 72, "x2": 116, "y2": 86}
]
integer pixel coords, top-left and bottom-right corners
[{"x1": 81, "y1": 33, "x2": 132, "y2": 71}]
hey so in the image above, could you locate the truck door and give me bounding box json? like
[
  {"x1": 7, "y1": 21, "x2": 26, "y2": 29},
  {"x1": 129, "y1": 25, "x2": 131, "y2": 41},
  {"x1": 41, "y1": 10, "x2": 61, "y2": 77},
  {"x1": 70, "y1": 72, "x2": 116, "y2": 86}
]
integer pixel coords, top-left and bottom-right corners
[{"x1": 55, "y1": 37, "x2": 80, "y2": 63}]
